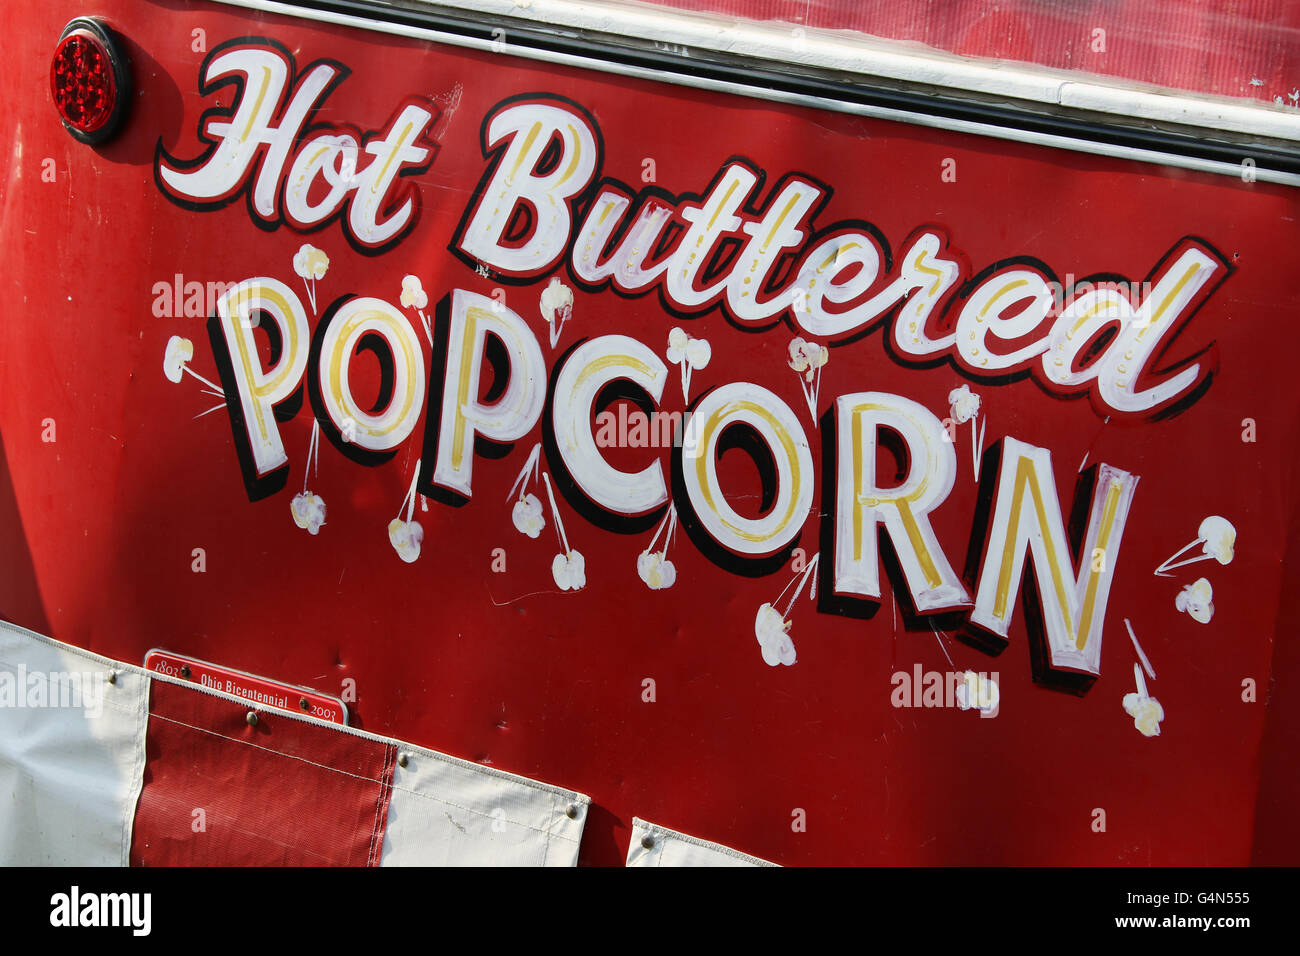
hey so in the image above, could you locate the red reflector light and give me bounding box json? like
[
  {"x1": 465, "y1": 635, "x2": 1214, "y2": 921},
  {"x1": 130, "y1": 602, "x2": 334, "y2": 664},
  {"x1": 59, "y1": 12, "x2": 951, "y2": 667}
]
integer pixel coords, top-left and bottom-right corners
[{"x1": 51, "y1": 19, "x2": 129, "y2": 144}]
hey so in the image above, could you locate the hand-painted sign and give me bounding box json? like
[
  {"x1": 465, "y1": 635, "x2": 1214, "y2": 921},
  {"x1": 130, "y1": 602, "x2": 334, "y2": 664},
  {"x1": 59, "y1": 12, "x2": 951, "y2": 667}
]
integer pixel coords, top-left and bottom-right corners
[
  {"x1": 5, "y1": 0, "x2": 1295, "y2": 865},
  {"x1": 152, "y1": 38, "x2": 1232, "y2": 695}
]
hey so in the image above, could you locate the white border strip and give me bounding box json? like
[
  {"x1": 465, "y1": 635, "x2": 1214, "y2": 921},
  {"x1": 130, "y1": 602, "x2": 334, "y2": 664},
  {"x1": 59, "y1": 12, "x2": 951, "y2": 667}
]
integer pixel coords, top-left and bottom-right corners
[{"x1": 206, "y1": 0, "x2": 1300, "y2": 187}]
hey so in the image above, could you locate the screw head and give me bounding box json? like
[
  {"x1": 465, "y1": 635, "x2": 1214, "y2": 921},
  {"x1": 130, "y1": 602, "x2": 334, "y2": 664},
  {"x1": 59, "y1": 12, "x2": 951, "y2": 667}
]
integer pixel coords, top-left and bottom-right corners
[
  {"x1": 246, "y1": 711, "x2": 259, "y2": 726},
  {"x1": 105, "y1": 670, "x2": 117, "y2": 685},
  {"x1": 641, "y1": 835, "x2": 655, "y2": 850},
  {"x1": 397, "y1": 752, "x2": 409, "y2": 768},
  {"x1": 566, "y1": 804, "x2": 579, "y2": 819},
  {"x1": 299, "y1": 697, "x2": 309, "y2": 711},
  {"x1": 180, "y1": 665, "x2": 192, "y2": 679}
]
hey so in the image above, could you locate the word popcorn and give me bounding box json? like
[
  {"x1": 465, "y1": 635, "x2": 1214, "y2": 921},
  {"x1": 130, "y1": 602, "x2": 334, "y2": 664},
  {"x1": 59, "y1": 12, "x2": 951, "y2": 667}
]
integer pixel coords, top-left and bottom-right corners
[{"x1": 191, "y1": 264, "x2": 1138, "y2": 687}]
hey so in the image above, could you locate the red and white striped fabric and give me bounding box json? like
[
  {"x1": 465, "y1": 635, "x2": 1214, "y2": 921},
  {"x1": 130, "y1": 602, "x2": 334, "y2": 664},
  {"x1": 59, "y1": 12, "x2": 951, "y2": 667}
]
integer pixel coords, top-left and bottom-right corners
[{"x1": 0, "y1": 621, "x2": 588, "y2": 866}]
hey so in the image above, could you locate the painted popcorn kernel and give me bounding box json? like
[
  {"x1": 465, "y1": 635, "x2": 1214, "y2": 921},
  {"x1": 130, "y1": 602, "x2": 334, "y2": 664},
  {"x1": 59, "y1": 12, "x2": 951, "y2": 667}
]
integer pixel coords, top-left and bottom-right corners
[
  {"x1": 788, "y1": 336, "x2": 828, "y2": 421},
  {"x1": 291, "y1": 492, "x2": 327, "y2": 535},
  {"x1": 754, "y1": 553, "x2": 819, "y2": 667},
  {"x1": 512, "y1": 492, "x2": 546, "y2": 539},
  {"x1": 754, "y1": 603, "x2": 796, "y2": 667},
  {"x1": 788, "y1": 337, "x2": 828, "y2": 383},
  {"x1": 293, "y1": 243, "x2": 329, "y2": 313},
  {"x1": 1122, "y1": 663, "x2": 1164, "y2": 738},
  {"x1": 541, "y1": 470, "x2": 585, "y2": 591},
  {"x1": 293, "y1": 243, "x2": 330, "y2": 282},
  {"x1": 947, "y1": 384, "x2": 986, "y2": 482},
  {"x1": 552, "y1": 550, "x2": 586, "y2": 591},
  {"x1": 955, "y1": 670, "x2": 1000, "y2": 716},
  {"x1": 1125, "y1": 695, "x2": 1164, "y2": 738},
  {"x1": 539, "y1": 276, "x2": 574, "y2": 347},
  {"x1": 291, "y1": 422, "x2": 326, "y2": 535},
  {"x1": 947, "y1": 384, "x2": 980, "y2": 424},
  {"x1": 387, "y1": 518, "x2": 424, "y2": 563},
  {"x1": 389, "y1": 458, "x2": 425, "y2": 562},
  {"x1": 1155, "y1": 515, "x2": 1237, "y2": 576},
  {"x1": 667, "y1": 327, "x2": 712, "y2": 402},
  {"x1": 636, "y1": 549, "x2": 677, "y2": 590},
  {"x1": 507, "y1": 444, "x2": 546, "y2": 538},
  {"x1": 400, "y1": 274, "x2": 428, "y2": 311},
  {"x1": 1198, "y1": 516, "x2": 1236, "y2": 565},
  {"x1": 1175, "y1": 577, "x2": 1214, "y2": 624},
  {"x1": 164, "y1": 333, "x2": 227, "y2": 420},
  {"x1": 163, "y1": 335, "x2": 194, "y2": 383},
  {"x1": 637, "y1": 506, "x2": 680, "y2": 591},
  {"x1": 399, "y1": 274, "x2": 433, "y2": 344}
]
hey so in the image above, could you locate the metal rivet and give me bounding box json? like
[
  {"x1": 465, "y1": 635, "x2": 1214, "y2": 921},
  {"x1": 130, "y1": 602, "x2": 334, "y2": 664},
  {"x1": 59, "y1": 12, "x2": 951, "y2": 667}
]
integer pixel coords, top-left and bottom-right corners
[
  {"x1": 566, "y1": 804, "x2": 579, "y2": 819},
  {"x1": 299, "y1": 697, "x2": 309, "y2": 711},
  {"x1": 397, "y1": 752, "x2": 409, "y2": 768},
  {"x1": 180, "y1": 665, "x2": 191, "y2": 679},
  {"x1": 246, "y1": 711, "x2": 258, "y2": 726},
  {"x1": 106, "y1": 670, "x2": 117, "y2": 685},
  {"x1": 641, "y1": 835, "x2": 655, "y2": 850}
]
